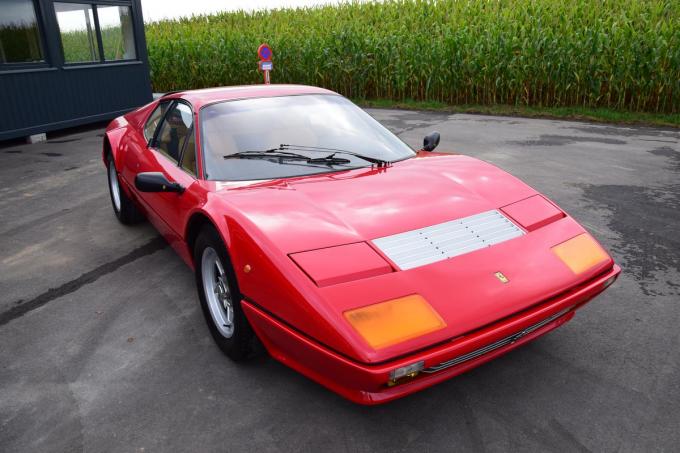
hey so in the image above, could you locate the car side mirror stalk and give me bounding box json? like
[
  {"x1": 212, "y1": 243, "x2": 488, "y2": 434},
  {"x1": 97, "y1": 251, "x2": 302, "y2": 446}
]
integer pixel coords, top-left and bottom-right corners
[
  {"x1": 135, "y1": 172, "x2": 184, "y2": 194},
  {"x1": 422, "y1": 131, "x2": 441, "y2": 151}
]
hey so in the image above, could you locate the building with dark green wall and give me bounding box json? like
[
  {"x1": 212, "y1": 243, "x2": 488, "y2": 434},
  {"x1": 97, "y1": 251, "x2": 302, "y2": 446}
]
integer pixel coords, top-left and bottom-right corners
[{"x1": 1, "y1": 0, "x2": 152, "y2": 141}]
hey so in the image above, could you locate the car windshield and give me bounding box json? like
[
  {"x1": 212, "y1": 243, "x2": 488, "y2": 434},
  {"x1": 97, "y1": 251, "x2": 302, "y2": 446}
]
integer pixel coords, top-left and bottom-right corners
[{"x1": 200, "y1": 94, "x2": 415, "y2": 181}]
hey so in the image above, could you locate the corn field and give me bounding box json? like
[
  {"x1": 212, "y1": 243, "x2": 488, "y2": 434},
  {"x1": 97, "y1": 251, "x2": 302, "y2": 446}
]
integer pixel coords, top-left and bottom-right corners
[{"x1": 146, "y1": 0, "x2": 680, "y2": 113}]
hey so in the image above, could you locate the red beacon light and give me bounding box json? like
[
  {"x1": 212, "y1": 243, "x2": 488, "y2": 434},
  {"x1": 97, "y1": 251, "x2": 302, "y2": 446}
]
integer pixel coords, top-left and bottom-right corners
[{"x1": 257, "y1": 43, "x2": 273, "y2": 85}]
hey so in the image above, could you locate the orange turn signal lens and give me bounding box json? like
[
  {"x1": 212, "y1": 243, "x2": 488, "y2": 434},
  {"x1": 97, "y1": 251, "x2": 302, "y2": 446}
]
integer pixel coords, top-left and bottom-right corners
[
  {"x1": 552, "y1": 233, "x2": 609, "y2": 274},
  {"x1": 344, "y1": 295, "x2": 446, "y2": 350}
]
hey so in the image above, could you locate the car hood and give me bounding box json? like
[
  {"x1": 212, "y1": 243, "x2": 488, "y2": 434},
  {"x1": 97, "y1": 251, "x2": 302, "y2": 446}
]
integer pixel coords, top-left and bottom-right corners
[
  {"x1": 206, "y1": 153, "x2": 613, "y2": 362},
  {"x1": 214, "y1": 153, "x2": 537, "y2": 254}
]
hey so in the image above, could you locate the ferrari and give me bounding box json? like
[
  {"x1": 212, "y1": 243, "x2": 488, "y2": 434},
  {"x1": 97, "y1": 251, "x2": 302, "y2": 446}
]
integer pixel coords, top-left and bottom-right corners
[{"x1": 104, "y1": 85, "x2": 620, "y2": 404}]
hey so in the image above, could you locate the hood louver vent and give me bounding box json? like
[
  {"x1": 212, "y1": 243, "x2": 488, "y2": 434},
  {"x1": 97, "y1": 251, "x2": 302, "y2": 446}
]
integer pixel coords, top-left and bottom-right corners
[{"x1": 372, "y1": 210, "x2": 524, "y2": 270}]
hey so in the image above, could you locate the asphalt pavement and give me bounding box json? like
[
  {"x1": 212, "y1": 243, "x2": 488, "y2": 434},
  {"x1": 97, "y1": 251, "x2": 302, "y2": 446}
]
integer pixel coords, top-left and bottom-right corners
[{"x1": 1, "y1": 110, "x2": 679, "y2": 452}]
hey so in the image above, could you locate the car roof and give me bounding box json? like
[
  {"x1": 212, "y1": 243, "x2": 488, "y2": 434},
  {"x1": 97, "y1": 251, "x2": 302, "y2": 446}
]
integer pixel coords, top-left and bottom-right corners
[{"x1": 161, "y1": 84, "x2": 339, "y2": 109}]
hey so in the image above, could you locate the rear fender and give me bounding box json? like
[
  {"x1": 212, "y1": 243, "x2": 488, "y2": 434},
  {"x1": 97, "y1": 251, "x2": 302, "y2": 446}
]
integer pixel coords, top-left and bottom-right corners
[
  {"x1": 104, "y1": 119, "x2": 135, "y2": 201},
  {"x1": 103, "y1": 121, "x2": 128, "y2": 170}
]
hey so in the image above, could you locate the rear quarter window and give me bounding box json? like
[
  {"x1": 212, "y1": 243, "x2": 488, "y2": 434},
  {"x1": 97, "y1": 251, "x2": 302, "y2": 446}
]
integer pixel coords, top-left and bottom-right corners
[{"x1": 143, "y1": 102, "x2": 169, "y2": 141}]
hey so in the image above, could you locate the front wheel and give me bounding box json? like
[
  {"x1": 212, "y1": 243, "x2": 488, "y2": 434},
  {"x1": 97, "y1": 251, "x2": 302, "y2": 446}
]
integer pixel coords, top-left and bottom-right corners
[{"x1": 194, "y1": 226, "x2": 256, "y2": 361}]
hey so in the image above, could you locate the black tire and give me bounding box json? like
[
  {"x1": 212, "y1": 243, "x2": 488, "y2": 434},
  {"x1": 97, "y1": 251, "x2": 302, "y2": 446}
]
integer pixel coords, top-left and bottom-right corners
[
  {"x1": 107, "y1": 154, "x2": 144, "y2": 224},
  {"x1": 194, "y1": 225, "x2": 256, "y2": 361}
]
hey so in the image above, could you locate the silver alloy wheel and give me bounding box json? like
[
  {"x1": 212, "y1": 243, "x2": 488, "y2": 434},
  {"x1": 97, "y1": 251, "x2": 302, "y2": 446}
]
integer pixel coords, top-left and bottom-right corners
[
  {"x1": 201, "y1": 247, "x2": 234, "y2": 338},
  {"x1": 108, "y1": 160, "x2": 122, "y2": 212}
]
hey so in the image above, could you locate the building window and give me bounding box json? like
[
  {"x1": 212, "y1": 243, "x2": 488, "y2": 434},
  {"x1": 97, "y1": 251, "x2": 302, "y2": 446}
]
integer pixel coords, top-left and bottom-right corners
[
  {"x1": 0, "y1": 0, "x2": 45, "y2": 64},
  {"x1": 54, "y1": 2, "x2": 100, "y2": 63},
  {"x1": 98, "y1": 5, "x2": 136, "y2": 61},
  {"x1": 54, "y1": 2, "x2": 137, "y2": 64}
]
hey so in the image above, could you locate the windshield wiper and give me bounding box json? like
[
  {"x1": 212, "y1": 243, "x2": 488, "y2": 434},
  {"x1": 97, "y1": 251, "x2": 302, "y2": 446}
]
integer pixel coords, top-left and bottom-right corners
[
  {"x1": 277, "y1": 144, "x2": 390, "y2": 167},
  {"x1": 224, "y1": 150, "x2": 308, "y2": 160},
  {"x1": 307, "y1": 154, "x2": 351, "y2": 165},
  {"x1": 223, "y1": 150, "x2": 351, "y2": 166}
]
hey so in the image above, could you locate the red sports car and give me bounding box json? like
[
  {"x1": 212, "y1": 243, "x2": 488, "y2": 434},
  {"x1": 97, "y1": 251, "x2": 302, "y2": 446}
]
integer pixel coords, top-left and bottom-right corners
[{"x1": 104, "y1": 85, "x2": 620, "y2": 404}]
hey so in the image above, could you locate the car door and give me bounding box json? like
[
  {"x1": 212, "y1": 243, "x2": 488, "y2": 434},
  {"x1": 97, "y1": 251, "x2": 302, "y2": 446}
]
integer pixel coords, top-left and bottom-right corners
[{"x1": 132, "y1": 100, "x2": 200, "y2": 246}]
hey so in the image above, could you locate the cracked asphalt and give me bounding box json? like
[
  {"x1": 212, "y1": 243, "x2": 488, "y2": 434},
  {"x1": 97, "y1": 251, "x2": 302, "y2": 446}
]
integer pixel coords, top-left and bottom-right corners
[{"x1": 1, "y1": 110, "x2": 679, "y2": 452}]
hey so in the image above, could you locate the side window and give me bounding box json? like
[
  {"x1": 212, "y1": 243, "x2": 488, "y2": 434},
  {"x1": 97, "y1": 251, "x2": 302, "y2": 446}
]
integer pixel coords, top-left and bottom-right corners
[
  {"x1": 54, "y1": 2, "x2": 100, "y2": 63},
  {"x1": 0, "y1": 0, "x2": 45, "y2": 65},
  {"x1": 143, "y1": 102, "x2": 168, "y2": 141},
  {"x1": 156, "y1": 103, "x2": 193, "y2": 163},
  {"x1": 52, "y1": 2, "x2": 139, "y2": 65},
  {"x1": 180, "y1": 129, "x2": 197, "y2": 176},
  {"x1": 97, "y1": 5, "x2": 136, "y2": 61}
]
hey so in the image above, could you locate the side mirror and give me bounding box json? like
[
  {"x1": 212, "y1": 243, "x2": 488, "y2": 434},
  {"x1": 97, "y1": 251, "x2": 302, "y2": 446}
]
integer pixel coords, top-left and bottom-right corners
[
  {"x1": 135, "y1": 172, "x2": 184, "y2": 193},
  {"x1": 422, "y1": 131, "x2": 441, "y2": 151}
]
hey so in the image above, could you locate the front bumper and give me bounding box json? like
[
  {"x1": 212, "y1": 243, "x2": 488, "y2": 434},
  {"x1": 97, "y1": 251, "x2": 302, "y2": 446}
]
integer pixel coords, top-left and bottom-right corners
[{"x1": 242, "y1": 264, "x2": 621, "y2": 405}]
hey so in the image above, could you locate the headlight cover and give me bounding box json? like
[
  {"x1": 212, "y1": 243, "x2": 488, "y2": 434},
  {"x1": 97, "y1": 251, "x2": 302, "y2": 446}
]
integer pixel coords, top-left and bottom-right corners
[
  {"x1": 344, "y1": 294, "x2": 446, "y2": 350},
  {"x1": 290, "y1": 242, "x2": 392, "y2": 287},
  {"x1": 501, "y1": 195, "x2": 565, "y2": 232}
]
